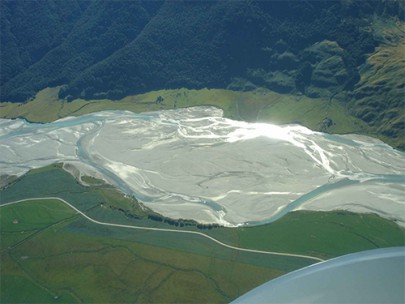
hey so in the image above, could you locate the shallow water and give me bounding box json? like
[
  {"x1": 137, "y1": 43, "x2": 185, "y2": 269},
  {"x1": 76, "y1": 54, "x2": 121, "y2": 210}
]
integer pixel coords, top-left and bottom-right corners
[{"x1": 1, "y1": 107, "x2": 404, "y2": 226}]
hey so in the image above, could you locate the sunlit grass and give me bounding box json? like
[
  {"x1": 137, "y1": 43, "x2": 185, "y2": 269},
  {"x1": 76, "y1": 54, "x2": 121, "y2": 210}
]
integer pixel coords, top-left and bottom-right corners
[{"x1": 0, "y1": 87, "x2": 367, "y2": 135}]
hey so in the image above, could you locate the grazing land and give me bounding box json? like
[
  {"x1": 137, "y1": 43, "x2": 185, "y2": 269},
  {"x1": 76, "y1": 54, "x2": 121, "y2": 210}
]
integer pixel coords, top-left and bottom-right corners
[
  {"x1": 0, "y1": 200, "x2": 300, "y2": 303},
  {"x1": 0, "y1": 86, "x2": 368, "y2": 135},
  {"x1": 1, "y1": 165, "x2": 404, "y2": 303}
]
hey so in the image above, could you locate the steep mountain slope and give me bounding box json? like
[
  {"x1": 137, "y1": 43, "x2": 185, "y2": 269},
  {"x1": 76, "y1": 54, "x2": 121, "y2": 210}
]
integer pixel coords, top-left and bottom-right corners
[
  {"x1": 350, "y1": 19, "x2": 405, "y2": 149},
  {"x1": 58, "y1": 0, "x2": 392, "y2": 101},
  {"x1": 0, "y1": 0, "x2": 89, "y2": 87},
  {"x1": 1, "y1": 0, "x2": 163, "y2": 101},
  {"x1": 2, "y1": 0, "x2": 403, "y2": 102}
]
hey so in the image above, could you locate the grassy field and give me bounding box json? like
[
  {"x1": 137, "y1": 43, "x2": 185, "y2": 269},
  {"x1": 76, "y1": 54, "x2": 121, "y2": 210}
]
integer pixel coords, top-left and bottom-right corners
[
  {"x1": 2, "y1": 199, "x2": 403, "y2": 303},
  {"x1": 0, "y1": 86, "x2": 370, "y2": 137},
  {"x1": 256, "y1": 95, "x2": 369, "y2": 134},
  {"x1": 2, "y1": 165, "x2": 404, "y2": 259},
  {"x1": 0, "y1": 198, "x2": 77, "y2": 249},
  {"x1": 1, "y1": 165, "x2": 404, "y2": 302},
  {"x1": 236, "y1": 211, "x2": 405, "y2": 259},
  {"x1": 1, "y1": 166, "x2": 314, "y2": 303},
  {"x1": 1, "y1": 199, "x2": 290, "y2": 303},
  {"x1": 1, "y1": 200, "x2": 80, "y2": 303}
]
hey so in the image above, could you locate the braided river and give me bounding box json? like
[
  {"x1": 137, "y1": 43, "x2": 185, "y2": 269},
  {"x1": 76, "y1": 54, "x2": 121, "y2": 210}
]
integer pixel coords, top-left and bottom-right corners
[{"x1": 1, "y1": 107, "x2": 404, "y2": 226}]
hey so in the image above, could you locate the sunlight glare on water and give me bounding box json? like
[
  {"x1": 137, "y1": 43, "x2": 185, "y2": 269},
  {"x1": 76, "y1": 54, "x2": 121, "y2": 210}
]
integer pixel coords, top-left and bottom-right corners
[
  {"x1": 226, "y1": 120, "x2": 308, "y2": 149},
  {"x1": 0, "y1": 107, "x2": 404, "y2": 226}
]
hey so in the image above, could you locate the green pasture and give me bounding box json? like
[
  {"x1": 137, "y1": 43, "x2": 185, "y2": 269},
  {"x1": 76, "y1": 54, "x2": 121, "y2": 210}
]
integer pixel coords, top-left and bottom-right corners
[
  {"x1": 235, "y1": 211, "x2": 405, "y2": 259},
  {"x1": 80, "y1": 175, "x2": 105, "y2": 186},
  {"x1": 0, "y1": 164, "x2": 147, "y2": 219},
  {"x1": 1, "y1": 165, "x2": 404, "y2": 303},
  {"x1": 0, "y1": 198, "x2": 77, "y2": 249},
  {"x1": 1, "y1": 199, "x2": 286, "y2": 303},
  {"x1": 0, "y1": 271, "x2": 78, "y2": 304},
  {"x1": 0, "y1": 86, "x2": 369, "y2": 136},
  {"x1": 257, "y1": 95, "x2": 369, "y2": 134},
  {"x1": 1, "y1": 199, "x2": 76, "y2": 232},
  {"x1": 2, "y1": 165, "x2": 404, "y2": 260}
]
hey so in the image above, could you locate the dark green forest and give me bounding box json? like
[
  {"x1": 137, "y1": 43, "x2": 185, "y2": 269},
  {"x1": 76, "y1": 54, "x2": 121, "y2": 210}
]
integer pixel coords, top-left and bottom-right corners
[
  {"x1": 1, "y1": 0, "x2": 402, "y2": 102},
  {"x1": 1, "y1": 0, "x2": 404, "y2": 147}
]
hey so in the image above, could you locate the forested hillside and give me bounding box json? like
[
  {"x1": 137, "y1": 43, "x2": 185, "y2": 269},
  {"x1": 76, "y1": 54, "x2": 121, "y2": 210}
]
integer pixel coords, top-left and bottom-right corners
[
  {"x1": 1, "y1": 0, "x2": 404, "y2": 147},
  {"x1": 1, "y1": 0, "x2": 163, "y2": 101}
]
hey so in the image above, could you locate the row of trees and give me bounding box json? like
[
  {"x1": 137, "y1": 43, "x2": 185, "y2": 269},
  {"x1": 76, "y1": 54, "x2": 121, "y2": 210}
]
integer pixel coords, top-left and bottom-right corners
[
  {"x1": 148, "y1": 214, "x2": 223, "y2": 230},
  {"x1": 107, "y1": 204, "x2": 223, "y2": 230}
]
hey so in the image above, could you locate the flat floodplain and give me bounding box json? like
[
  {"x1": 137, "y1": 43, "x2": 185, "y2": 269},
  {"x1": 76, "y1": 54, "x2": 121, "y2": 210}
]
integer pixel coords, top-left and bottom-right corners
[
  {"x1": 1, "y1": 166, "x2": 404, "y2": 302},
  {"x1": 0, "y1": 167, "x2": 307, "y2": 303},
  {"x1": 236, "y1": 211, "x2": 405, "y2": 259},
  {"x1": 0, "y1": 199, "x2": 286, "y2": 303},
  {"x1": 2, "y1": 106, "x2": 404, "y2": 227}
]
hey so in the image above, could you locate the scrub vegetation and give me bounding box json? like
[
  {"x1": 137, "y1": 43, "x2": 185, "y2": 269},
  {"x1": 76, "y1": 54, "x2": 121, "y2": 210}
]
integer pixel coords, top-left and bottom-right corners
[{"x1": 1, "y1": 165, "x2": 404, "y2": 303}]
